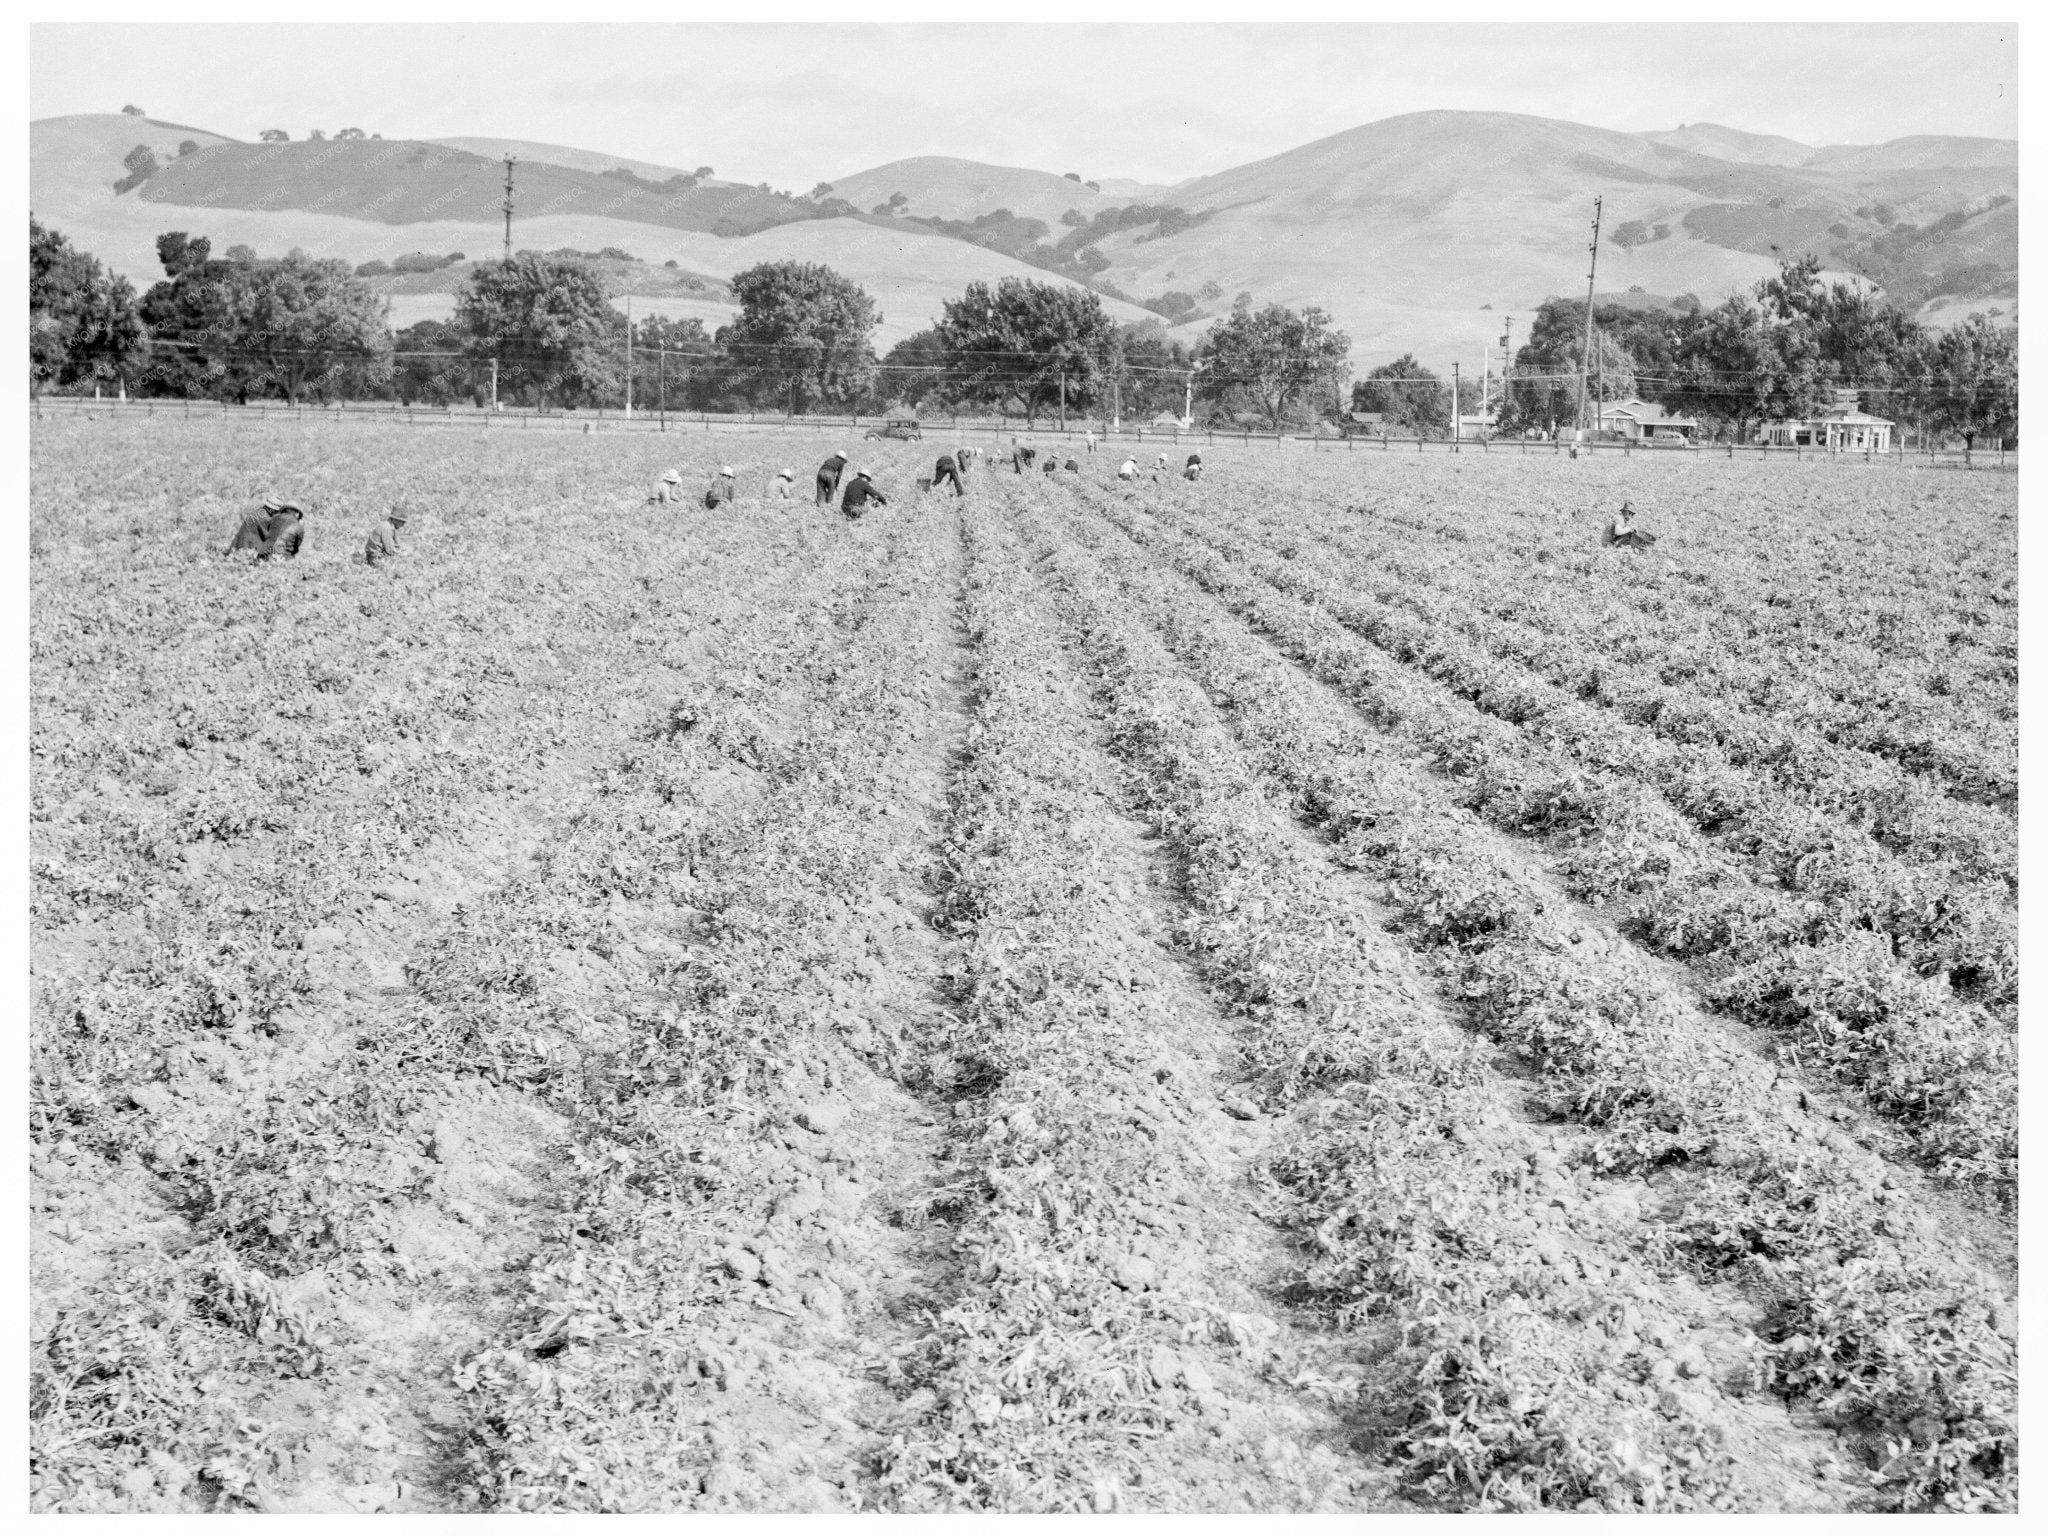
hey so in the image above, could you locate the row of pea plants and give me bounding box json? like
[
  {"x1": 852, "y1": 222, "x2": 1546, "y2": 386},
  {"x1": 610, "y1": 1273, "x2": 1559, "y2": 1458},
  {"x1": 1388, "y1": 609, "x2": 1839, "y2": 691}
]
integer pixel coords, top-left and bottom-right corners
[
  {"x1": 442, "y1": 506, "x2": 953, "y2": 1509},
  {"x1": 1235, "y1": 508, "x2": 2015, "y2": 884},
  {"x1": 1357, "y1": 496, "x2": 2017, "y2": 795},
  {"x1": 1100, "y1": 502, "x2": 2016, "y2": 1191},
  {"x1": 1161, "y1": 503, "x2": 2017, "y2": 1016},
  {"x1": 31, "y1": 505, "x2": 825, "y2": 1509},
  {"x1": 1051, "y1": 486, "x2": 2015, "y2": 1512},
  {"x1": 994, "y1": 480, "x2": 1768, "y2": 1512},
  {"x1": 876, "y1": 504, "x2": 1306, "y2": 1511},
  {"x1": 1288, "y1": 500, "x2": 2015, "y2": 812}
]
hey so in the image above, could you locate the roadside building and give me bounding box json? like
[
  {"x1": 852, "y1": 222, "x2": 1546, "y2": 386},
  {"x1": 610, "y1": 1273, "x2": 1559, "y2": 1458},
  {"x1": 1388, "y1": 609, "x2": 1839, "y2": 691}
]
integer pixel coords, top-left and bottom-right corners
[{"x1": 1594, "y1": 396, "x2": 1701, "y2": 442}]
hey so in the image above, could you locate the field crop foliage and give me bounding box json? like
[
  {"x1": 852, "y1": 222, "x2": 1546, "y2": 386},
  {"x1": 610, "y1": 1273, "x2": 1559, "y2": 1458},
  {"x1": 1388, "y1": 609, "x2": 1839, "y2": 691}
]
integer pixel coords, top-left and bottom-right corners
[{"x1": 30, "y1": 417, "x2": 2016, "y2": 1513}]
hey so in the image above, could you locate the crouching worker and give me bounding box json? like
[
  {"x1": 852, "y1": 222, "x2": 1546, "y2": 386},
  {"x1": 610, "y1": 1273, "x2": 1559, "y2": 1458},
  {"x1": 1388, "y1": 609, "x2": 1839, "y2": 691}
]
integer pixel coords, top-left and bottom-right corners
[
  {"x1": 225, "y1": 499, "x2": 305, "y2": 560},
  {"x1": 769, "y1": 468, "x2": 796, "y2": 500},
  {"x1": 649, "y1": 469, "x2": 683, "y2": 504},
  {"x1": 817, "y1": 450, "x2": 851, "y2": 506},
  {"x1": 1184, "y1": 452, "x2": 1203, "y2": 482},
  {"x1": 841, "y1": 469, "x2": 888, "y2": 520},
  {"x1": 930, "y1": 453, "x2": 966, "y2": 497},
  {"x1": 363, "y1": 507, "x2": 408, "y2": 566},
  {"x1": 704, "y1": 465, "x2": 738, "y2": 509},
  {"x1": 1603, "y1": 500, "x2": 1657, "y2": 549},
  {"x1": 1117, "y1": 456, "x2": 1140, "y2": 482}
]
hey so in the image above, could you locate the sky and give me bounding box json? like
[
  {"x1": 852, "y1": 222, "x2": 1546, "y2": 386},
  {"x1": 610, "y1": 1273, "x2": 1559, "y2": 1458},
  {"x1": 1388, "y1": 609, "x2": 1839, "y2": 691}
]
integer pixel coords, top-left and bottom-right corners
[{"x1": 30, "y1": 20, "x2": 2017, "y2": 190}]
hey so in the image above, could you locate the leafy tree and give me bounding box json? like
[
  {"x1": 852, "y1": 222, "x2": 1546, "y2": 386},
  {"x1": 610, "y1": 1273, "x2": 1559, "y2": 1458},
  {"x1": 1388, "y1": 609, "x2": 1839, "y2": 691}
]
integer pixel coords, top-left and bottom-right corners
[
  {"x1": 139, "y1": 246, "x2": 393, "y2": 404},
  {"x1": 1667, "y1": 293, "x2": 1825, "y2": 442},
  {"x1": 630, "y1": 313, "x2": 714, "y2": 411},
  {"x1": 1499, "y1": 297, "x2": 1650, "y2": 434},
  {"x1": 935, "y1": 276, "x2": 1118, "y2": 426},
  {"x1": 695, "y1": 165, "x2": 713, "y2": 178},
  {"x1": 455, "y1": 254, "x2": 623, "y2": 409},
  {"x1": 224, "y1": 244, "x2": 258, "y2": 264},
  {"x1": 716, "y1": 260, "x2": 879, "y2": 412},
  {"x1": 1196, "y1": 297, "x2": 1350, "y2": 430},
  {"x1": 809, "y1": 183, "x2": 833, "y2": 200},
  {"x1": 259, "y1": 128, "x2": 289, "y2": 143},
  {"x1": 1112, "y1": 318, "x2": 1195, "y2": 419},
  {"x1": 155, "y1": 231, "x2": 211, "y2": 278},
  {"x1": 390, "y1": 319, "x2": 474, "y2": 406},
  {"x1": 1352, "y1": 354, "x2": 1450, "y2": 437},
  {"x1": 879, "y1": 328, "x2": 960, "y2": 415},
  {"x1": 30, "y1": 218, "x2": 146, "y2": 395},
  {"x1": 1921, "y1": 314, "x2": 2017, "y2": 448},
  {"x1": 178, "y1": 140, "x2": 200, "y2": 157},
  {"x1": 335, "y1": 128, "x2": 367, "y2": 140},
  {"x1": 113, "y1": 144, "x2": 160, "y2": 194},
  {"x1": 122, "y1": 104, "x2": 145, "y2": 116},
  {"x1": 308, "y1": 129, "x2": 326, "y2": 142}
]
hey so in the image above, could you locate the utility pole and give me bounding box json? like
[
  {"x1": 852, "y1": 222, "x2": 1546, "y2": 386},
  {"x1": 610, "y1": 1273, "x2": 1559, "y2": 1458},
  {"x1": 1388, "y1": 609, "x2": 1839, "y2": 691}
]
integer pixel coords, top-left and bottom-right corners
[
  {"x1": 1500, "y1": 316, "x2": 1513, "y2": 423},
  {"x1": 1059, "y1": 368, "x2": 1067, "y2": 431},
  {"x1": 1574, "y1": 195, "x2": 1602, "y2": 441},
  {"x1": 623, "y1": 296, "x2": 632, "y2": 418},
  {"x1": 1185, "y1": 357, "x2": 1207, "y2": 425},
  {"x1": 1452, "y1": 361, "x2": 1461, "y2": 448},
  {"x1": 658, "y1": 340, "x2": 666, "y2": 424},
  {"x1": 490, "y1": 357, "x2": 499, "y2": 412},
  {"x1": 1112, "y1": 371, "x2": 1121, "y2": 433},
  {"x1": 502, "y1": 156, "x2": 517, "y2": 261}
]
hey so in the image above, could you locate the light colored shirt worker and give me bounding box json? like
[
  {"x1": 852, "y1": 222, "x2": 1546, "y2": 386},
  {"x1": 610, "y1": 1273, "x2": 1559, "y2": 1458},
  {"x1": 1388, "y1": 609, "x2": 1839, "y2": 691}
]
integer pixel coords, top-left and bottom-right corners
[
  {"x1": 649, "y1": 469, "x2": 683, "y2": 504},
  {"x1": 364, "y1": 509, "x2": 407, "y2": 565},
  {"x1": 770, "y1": 469, "x2": 796, "y2": 500}
]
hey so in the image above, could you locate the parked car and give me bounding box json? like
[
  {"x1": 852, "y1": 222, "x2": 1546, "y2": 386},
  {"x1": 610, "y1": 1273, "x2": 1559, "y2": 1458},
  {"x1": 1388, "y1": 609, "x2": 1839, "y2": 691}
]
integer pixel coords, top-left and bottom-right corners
[{"x1": 864, "y1": 419, "x2": 922, "y2": 441}]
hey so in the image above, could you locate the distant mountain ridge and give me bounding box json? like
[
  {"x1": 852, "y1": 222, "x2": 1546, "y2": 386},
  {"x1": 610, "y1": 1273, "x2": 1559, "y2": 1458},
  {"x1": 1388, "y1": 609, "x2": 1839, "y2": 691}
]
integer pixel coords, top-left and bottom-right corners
[{"x1": 30, "y1": 108, "x2": 2015, "y2": 368}]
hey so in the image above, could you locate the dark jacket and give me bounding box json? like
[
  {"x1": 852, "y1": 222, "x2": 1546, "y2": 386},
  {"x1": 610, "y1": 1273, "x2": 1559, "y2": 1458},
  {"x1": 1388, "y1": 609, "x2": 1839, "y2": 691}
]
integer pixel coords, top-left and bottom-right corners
[
  {"x1": 819, "y1": 454, "x2": 849, "y2": 482},
  {"x1": 227, "y1": 506, "x2": 304, "y2": 559},
  {"x1": 841, "y1": 477, "x2": 887, "y2": 516}
]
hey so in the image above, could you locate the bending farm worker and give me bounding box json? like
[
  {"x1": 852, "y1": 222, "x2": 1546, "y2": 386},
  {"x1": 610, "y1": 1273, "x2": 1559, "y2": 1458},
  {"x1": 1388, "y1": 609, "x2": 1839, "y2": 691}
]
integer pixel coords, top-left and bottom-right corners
[
  {"x1": 769, "y1": 469, "x2": 795, "y2": 500},
  {"x1": 704, "y1": 465, "x2": 739, "y2": 509},
  {"x1": 816, "y1": 449, "x2": 851, "y2": 505},
  {"x1": 840, "y1": 469, "x2": 888, "y2": 519},
  {"x1": 363, "y1": 507, "x2": 408, "y2": 566},
  {"x1": 1041, "y1": 453, "x2": 1059, "y2": 475},
  {"x1": 1117, "y1": 456, "x2": 1140, "y2": 482},
  {"x1": 225, "y1": 498, "x2": 306, "y2": 560},
  {"x1": 649, "y1": 468, "x2": 683, "y2": 504},
  {"x1": 1184, "y1": 451, "x2": 1203, "y2": 482},
  {"x1": 930, "y1": 452, "x2": 966, "y2": 497},
  {"x1": 1603, "y1": 500, "x2": 1657, "y2": 549}
]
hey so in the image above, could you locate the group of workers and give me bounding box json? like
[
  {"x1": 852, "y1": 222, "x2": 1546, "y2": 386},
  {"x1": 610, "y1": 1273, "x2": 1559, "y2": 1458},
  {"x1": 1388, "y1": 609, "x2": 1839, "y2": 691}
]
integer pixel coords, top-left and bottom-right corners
[{"x1": 225, "y1": 450, "x2": 1656, "y2": 565}]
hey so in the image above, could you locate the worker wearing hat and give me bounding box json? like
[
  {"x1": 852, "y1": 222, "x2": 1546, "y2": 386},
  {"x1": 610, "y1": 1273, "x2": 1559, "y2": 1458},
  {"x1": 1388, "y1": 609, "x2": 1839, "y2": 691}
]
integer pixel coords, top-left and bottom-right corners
[
  {"x1": 363, "y1": 506, "x2": 408, "y2": 566},
  {"x1": 816, "y1": 449, "x2": 851, "y2": 506},
  {"x1": 704, "y1": 465, "x2": 739, "y2": 509},
  {"x1": 649, "y1": 469, "x2": 683, "y2": 505},
  {"x1": 1116, "y1": 456, "x2": 1139, "y2": 482},
  {"x1": 930, "y1": 452, "x2": 966, "y2": 498},
  {"x1": 225, "y1": 497, "x2": 305, "y2": 560},
  {"x1": 1603, "y1": 499, "x2": 1656, "y2": 549},
  {"x1": 840, "y1": 468, "x2": 888, "y2": 519},
  {"x1": 769, "y1": 468, "x2": 796, "y2": 500},
  {"x1": 1183, "y1": 451, "x2": 1203, "y2": 482}
]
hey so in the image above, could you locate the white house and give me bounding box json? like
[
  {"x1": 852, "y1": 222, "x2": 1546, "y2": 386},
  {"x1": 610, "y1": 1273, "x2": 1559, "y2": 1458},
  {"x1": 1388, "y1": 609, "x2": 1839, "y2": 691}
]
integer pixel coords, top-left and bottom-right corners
[
  {"x1": 1762, "y1": 403, "x2": 1894, "y2": 451},
  {"x1": 1594, "y1": 397, "x2": 1700, "y2": 441}
]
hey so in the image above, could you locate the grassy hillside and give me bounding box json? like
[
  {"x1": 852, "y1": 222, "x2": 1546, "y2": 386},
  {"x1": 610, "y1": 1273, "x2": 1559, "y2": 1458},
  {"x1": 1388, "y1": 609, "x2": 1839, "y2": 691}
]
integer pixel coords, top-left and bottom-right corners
[
  {"x1": 429, "y1": 136, "x2": 703, "y2": 185},
  {"x1": 135, "y1": 138, "x2": 814, "y2": 236},
  {"x1": 1640, "y1": 123, "x2": 1815, "y2": 168},
  {"x1": 29, "y1": 108, "x2": 2017, "y2": 372},
  {"x1": 827, "y1": 155, "x2": 1122, "y2": 224}
]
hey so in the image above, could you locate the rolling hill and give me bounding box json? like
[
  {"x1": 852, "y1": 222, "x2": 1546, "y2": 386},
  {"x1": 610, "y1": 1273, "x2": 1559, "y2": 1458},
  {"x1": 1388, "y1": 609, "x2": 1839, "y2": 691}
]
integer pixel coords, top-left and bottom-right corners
[
  {"x1": 31, "y1": 107, "x2": 2016, "y2": 370},
  {"x1": 825, "y1": 155, "x2": 1124, "y2": 225}
]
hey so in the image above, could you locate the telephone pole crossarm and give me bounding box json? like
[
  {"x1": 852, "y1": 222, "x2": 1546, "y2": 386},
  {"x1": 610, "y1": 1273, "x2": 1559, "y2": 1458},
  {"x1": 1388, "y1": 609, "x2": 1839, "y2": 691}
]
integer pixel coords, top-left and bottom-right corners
[{"x1": 1574, "y1": 195, "x2": 1602, "y2": 441}]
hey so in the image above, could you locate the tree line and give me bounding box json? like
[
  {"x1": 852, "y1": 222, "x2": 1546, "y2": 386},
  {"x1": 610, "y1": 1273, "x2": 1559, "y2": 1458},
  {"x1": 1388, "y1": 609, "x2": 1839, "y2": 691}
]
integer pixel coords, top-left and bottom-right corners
[
  {"x1": 1498, "y1": 259, "x2": 2018, "y2": 447},
  {"x1": 27, "y1": 216, "x2": 2017, "y2": 442}
]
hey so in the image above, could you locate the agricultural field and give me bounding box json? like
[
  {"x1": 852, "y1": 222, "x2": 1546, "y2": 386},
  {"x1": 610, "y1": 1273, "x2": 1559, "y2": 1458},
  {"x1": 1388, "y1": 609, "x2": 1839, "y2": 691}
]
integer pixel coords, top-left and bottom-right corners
[{"x1": 29, "y1": 418, "x2": 2017, "y2": 1512}]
